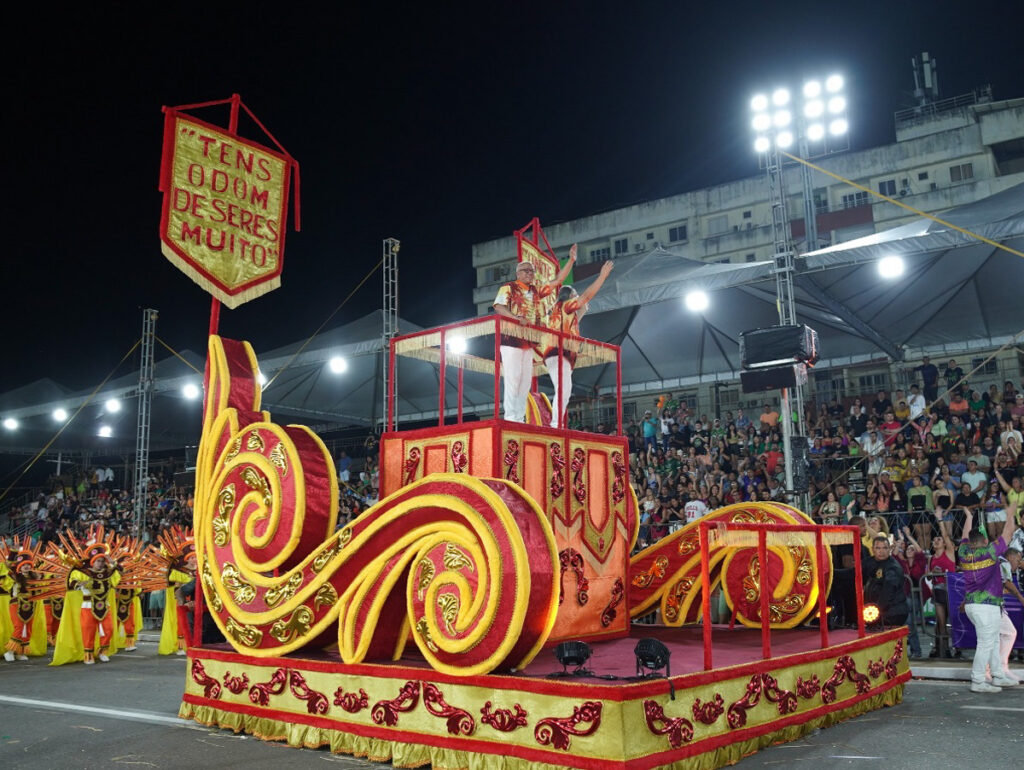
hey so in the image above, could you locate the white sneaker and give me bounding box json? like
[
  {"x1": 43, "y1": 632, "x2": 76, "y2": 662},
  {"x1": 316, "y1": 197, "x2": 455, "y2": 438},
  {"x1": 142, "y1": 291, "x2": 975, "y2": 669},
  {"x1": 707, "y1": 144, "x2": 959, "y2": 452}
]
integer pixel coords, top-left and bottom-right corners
[
  {"x1": 971, "y1": 682, "x2": 1002, "y2": 693},
  {"x1": 176, "y1": 649, "x2": 187, "y2": 656},
  {"x1": 98, "y1": 654, "x2": 110, "y2": 663},
  {"x1": 84, "y1": 658, "x2": 95, "y2": 665},
  {"x1": 125, "y1": 646, "x2": 137, "y2": 652},
  {"x1": 16, "y1": 655, "x2": 28, "y2": 661},
  {"x1": 2, "y1": 651, "x2": 13, "y2": 662},
  {"x1": 991, "y1": 676, "x2": 1018, "y2": 687}
]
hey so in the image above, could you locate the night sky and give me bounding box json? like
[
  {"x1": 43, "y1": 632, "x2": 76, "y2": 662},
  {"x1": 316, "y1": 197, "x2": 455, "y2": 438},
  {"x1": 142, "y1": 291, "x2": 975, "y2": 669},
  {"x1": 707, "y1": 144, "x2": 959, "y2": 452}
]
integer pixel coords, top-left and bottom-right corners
[{"x1": 5, "y1": 1, "x2": 1022, "y2": 393}]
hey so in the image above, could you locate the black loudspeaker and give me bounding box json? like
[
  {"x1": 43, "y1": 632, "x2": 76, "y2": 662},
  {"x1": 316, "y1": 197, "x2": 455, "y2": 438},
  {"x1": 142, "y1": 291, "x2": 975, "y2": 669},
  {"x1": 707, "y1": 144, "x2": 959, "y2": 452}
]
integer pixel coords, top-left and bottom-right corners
[
  {"x1": 789, "y1": 435, "x2": 809, "y2": 492},
  {"x1": 740, "y1": 363, "x2": 808, "y2": 393},
  {"x1": 740, "y1": 325, "x2": 819, "y2": 368}
]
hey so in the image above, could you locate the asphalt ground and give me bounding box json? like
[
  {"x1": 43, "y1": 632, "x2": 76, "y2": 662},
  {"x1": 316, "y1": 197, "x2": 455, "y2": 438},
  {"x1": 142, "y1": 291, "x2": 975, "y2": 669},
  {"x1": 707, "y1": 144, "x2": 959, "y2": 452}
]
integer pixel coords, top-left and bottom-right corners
[{"x1": 1, "y1": 638, "x2": 1022, "y2": 770}]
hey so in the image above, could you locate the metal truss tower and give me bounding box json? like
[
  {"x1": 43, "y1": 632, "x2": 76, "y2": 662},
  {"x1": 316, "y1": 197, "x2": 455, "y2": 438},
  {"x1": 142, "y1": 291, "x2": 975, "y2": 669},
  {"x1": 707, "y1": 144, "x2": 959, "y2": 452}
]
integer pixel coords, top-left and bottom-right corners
[
  {"x1": 382, "y1": 238, "x2": 400, "y2": 430},
  {"x1": 133, "y1": 308, "x2": 158, "y2": 535},
  {"x1": 763, "y1": 149, "x2": 806, "y2": 500}
]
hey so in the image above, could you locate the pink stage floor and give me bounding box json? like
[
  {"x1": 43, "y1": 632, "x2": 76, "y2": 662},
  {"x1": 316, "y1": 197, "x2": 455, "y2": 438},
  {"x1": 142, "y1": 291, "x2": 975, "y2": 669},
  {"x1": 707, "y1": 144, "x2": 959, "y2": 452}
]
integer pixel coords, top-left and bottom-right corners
[{"x1": 201, "y1": 624, "x2": 863, "y2": 681}]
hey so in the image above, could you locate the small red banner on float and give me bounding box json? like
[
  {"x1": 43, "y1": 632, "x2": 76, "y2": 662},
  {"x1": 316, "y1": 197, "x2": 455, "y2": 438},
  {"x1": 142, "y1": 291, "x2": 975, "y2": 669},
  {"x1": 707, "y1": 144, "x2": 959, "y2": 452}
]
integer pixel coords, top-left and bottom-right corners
[{"x1": 159, "y1": 107, "x2": 294, "y2": 308}]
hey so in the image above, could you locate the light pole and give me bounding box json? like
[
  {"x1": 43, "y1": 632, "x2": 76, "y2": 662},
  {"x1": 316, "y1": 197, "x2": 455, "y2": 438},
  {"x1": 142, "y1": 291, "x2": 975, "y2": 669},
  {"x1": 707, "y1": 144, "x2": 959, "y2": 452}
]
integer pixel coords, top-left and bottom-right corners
[{"x1": 749, "y1": 75, "x2": 848, "y2": 504}]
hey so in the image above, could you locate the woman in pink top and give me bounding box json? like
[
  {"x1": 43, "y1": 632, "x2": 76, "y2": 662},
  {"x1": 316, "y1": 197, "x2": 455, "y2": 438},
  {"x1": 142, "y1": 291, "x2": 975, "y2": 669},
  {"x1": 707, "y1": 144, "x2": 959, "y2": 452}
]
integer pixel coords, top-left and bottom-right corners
[{"x1": 926, "y1": 505, "x2": 959, "y2": 656}]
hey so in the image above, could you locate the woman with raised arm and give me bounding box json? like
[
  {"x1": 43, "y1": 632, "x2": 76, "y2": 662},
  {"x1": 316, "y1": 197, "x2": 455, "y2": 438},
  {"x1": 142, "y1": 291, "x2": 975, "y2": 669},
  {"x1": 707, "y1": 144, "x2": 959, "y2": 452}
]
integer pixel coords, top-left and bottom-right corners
[{"x1": 927, "y1": 504, "x2": 958, "y2": 657}]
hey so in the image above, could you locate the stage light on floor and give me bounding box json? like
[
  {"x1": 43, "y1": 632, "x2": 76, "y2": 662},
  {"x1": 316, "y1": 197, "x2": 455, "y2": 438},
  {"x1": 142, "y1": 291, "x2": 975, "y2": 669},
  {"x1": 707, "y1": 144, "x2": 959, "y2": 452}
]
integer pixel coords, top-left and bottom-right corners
[
  {"x1": 328, "y1": 356, "x2": 348, "y2": 374},
  {"x1": 446, "y1": 336, "x2": 467, "y2": 354},
  {"x1": 257, "y1": 371, "x2": 268, "y2": 385},
  {"x1": 3, "y1": 417, "x2": 18, "y2": 431},
  {"x1": 182, "y1": 383, "x2": 200, "y2": 400},
  {"x1": 105, "y1": 398, "x2": 121, "y2": 413},
  {"x1": 634, "y1": 638, "x2": 671, "y2": 678},
  {"x1": 52, "y1": 408, "x2": 68, "y2": 422},
  {"x1": 862, "y1": 604, "x2": 881, "y2": 628},
  {"x1": 553, "y1": 641, "x2": 592, "y2": 676},
  {"x1": 98, "y1": 425, "x2": 113, "y2": 438}
]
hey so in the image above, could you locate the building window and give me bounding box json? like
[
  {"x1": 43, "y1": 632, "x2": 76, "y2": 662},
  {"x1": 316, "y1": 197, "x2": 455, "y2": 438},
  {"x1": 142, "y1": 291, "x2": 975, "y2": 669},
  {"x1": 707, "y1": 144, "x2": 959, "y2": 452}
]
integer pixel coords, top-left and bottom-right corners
[
  {"x1": 646, "y1": 232, "x2": 654, "y2": 240},
  {"x1": 813, "y1": 188, "x2": 829, "y2": 214},
  {"x1": 716, "y1": 258, "x2": 730, "y2": 264},
  {"x1": 857, "y1": 372, "x2": 891, "y2": 392},
  {"x1": 614, "y1": 238, "x2": 629, "y2": 256},
  {"x1": 669, "y1": 225, "x2": 688, "y2": 242},
  {"x1": 485, "y1": 265, "x2": 512, "y2": 283},
  {"x1": 841, "y1": 191, "x2": 870, "y2": 209},
  {"x1": 950, "y1": 163, "x2": 974, "y2": 183},
  {"x1": 878, "y1": 179, "x2": 896, "y2": 196},
  {"x1": 746, "y1": 253, "x2": 757, "y2": 262},
  {"x1": 588, "y1": 247, "x2": 610, "y2": 260},
  {"x1": 970, "y1": 357, "x2": 998, "y2": 376},
  {"x1": 706, "y1": 215, "x2": 728, "y2": 236},
  {"x1": 742, "y1": 210, "x2": 752, "y2": 219},
  {"x1": 918, "y1": 171, "x2": 929, "y2": 180}
]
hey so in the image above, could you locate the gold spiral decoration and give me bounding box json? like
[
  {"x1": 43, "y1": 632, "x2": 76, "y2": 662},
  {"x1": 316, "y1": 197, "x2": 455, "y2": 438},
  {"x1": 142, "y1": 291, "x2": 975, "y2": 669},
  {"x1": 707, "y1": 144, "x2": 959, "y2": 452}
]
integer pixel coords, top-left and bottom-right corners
[
  {"x1": 193, "y1": 336, "x2": 560, "y2": 676},
  {"x1": 221, "y1": 562, "x2": 256, "y2": 605},
  {"x1": 264, "y1": 571, "x2": 304, "y2": 609},
  {"x1": 270, "y1": 606, "x2": 314, "y2": 644}
]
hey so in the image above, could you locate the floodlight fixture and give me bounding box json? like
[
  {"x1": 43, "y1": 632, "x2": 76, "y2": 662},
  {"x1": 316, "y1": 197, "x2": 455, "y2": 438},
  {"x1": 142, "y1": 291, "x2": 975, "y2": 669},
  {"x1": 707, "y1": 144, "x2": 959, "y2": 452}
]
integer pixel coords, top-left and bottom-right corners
[
  {"x1": 750, "y1": 94, "x2": 769, "y2": 112},
  {"x1": 446, "y1": 336, "x2": 467, "y2": 355},
  {"x1": 772, "y1": 109, "x2": 792, "y2": 128},
  {"x1": 828, "y1": 119, "x2": 848, "y2": 136},
  {"x1": 552, "y1": 640, "x2": 593, "y2": 677},
  {"x1": 752, "y1": 113, "x2": 771, "y2": 132},
  {"x1": 105, "y1": 398, "x2": 121, "y2": 413},
  {"x1": 807, "y1": 123, "x2": 825, "y2": 141},
  {"x1": 804, "y1": 99, "x2": 824, "y2": 119},
  {"x1": 684, "y1": 290, "x2": 709, "y2": 313},
  {"x1": 257, "y1": 371, "x2": 268, "y2": 386},
  {"x1": 328, "y1": 356, "x2": 348, "y2": 374},
  {"x1": 825, "y1": 74, "x2": 844, "y2": 93},
  {"x1": 827, "y1": 96, "x2": 846, "y2": 114},
  {"x1": 98, "y1": 425, "x2": 113, "y2": 438},
  {"x1": 771, "y1": 88, "x2": 790, "y2": 106},
  {"x1": 52, "y1": 408, "x2": 68, "y2": 422},
  {"x1": 877, "y1": 255, "x2": 905, "y2": 279},
  {"x1": 182, "y1": 383, "x2": 201, "y2": 400},
  {"x1": 803, "y1": 80, "x2": 822, "y2": 99},
  {"x1": 3, "y1": 417, "x2": 18, "y2": 431},
  {"x1": 776, "y1": 130, "x2": 794, "y2": 148},
  {"x1": 754, "y1": 136, "x2": 771, "y2": 153},
  {"x1": 634, "y1": 638, "x2": 672, "y2": 678},
  {"x1": 862, "y1": 602, "x2": 882, "y2": 630}
]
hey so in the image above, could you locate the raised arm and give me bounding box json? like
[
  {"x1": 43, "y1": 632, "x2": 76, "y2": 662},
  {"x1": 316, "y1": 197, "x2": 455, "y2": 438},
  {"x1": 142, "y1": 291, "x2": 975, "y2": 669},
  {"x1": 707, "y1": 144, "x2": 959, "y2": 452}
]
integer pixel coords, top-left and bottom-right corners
[
  {"x1": 551, "y1": 246, "x2": 577, "y2": 286},
  {"x1": 576, "y1": 260, "x2": 614, "y2": 306},
  {"x1": 902, "y1": 525, "x2": 921, "y2": 551},
  {"x1": 999, "y1": 495, "x2": 1018, "y2": 546},
  {"x1": 962, "y1": 507, "x2": 974, "y2": 540},
  {"x1": 993, "y1": 449, "x2": 1011, "y2": 493}
]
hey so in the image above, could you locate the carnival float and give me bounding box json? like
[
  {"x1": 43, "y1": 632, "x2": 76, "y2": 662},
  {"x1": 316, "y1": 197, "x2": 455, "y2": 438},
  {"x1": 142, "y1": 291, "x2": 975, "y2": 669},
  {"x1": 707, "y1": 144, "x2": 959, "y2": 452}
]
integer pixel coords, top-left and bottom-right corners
[{"x1": 157, "y1": 97, "x2": 908, "y2": 770}]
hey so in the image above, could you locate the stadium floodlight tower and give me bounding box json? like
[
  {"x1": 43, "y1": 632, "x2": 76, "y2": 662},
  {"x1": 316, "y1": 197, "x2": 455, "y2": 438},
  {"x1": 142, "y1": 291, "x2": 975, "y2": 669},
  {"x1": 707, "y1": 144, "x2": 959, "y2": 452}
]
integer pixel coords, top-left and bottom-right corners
[{"x1": 749, "y1": 76, "x2": 847, "y2": 503}]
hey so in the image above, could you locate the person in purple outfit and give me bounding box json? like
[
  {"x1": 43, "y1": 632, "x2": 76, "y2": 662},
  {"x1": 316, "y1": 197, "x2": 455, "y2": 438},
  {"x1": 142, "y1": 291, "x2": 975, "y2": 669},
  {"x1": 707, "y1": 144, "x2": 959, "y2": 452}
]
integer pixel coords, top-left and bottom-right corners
[{"x1": 958, "y1": 499, "x2": 1020, "y2": 692}]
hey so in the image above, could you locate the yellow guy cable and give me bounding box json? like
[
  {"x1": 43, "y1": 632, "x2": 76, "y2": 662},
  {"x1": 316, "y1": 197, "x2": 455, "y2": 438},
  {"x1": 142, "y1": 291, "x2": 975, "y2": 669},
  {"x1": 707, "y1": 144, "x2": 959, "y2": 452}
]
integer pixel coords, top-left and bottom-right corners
[{"x1": 781, "y1": 151, "x2": 1023, "y2": 259}]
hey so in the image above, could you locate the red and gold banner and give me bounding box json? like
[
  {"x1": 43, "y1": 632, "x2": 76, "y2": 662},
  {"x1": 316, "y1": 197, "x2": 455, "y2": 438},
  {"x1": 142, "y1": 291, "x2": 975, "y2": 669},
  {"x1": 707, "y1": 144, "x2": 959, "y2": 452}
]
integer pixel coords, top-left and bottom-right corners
[{"x1": 159, "y1": 100, "x2": 296, "y2": 308}]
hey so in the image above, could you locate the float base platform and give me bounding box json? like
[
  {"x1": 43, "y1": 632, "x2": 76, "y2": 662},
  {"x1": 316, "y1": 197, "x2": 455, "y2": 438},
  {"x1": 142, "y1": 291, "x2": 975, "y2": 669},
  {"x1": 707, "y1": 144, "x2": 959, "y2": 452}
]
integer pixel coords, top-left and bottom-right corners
[{"x1": 180, "y1": 626, "x2": 908, "y2": 770}]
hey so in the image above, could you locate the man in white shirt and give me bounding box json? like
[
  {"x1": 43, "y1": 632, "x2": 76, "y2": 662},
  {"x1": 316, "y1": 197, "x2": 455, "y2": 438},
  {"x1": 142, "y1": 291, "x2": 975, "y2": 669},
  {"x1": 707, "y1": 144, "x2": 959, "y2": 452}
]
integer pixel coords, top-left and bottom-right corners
[
  {"x1": 684, "y1": 498, "x2": 708, "y2": 524},
  {"x1": 907, "y1": 384, "x2": 926, "y2": 420},
  {"x1": 961, "y1": 460, "x2": 989, "y2": 497},
  {"x1": 858, "y1": 429, "x2": 886, "y2": 477}
]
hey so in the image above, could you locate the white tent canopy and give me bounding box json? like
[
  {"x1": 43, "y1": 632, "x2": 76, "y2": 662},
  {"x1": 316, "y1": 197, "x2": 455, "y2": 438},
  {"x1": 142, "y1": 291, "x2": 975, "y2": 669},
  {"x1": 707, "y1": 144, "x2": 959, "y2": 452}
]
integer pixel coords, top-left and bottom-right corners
[{"x1": 3, "y1": 185, "x2": 1022, "y2": 453}]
